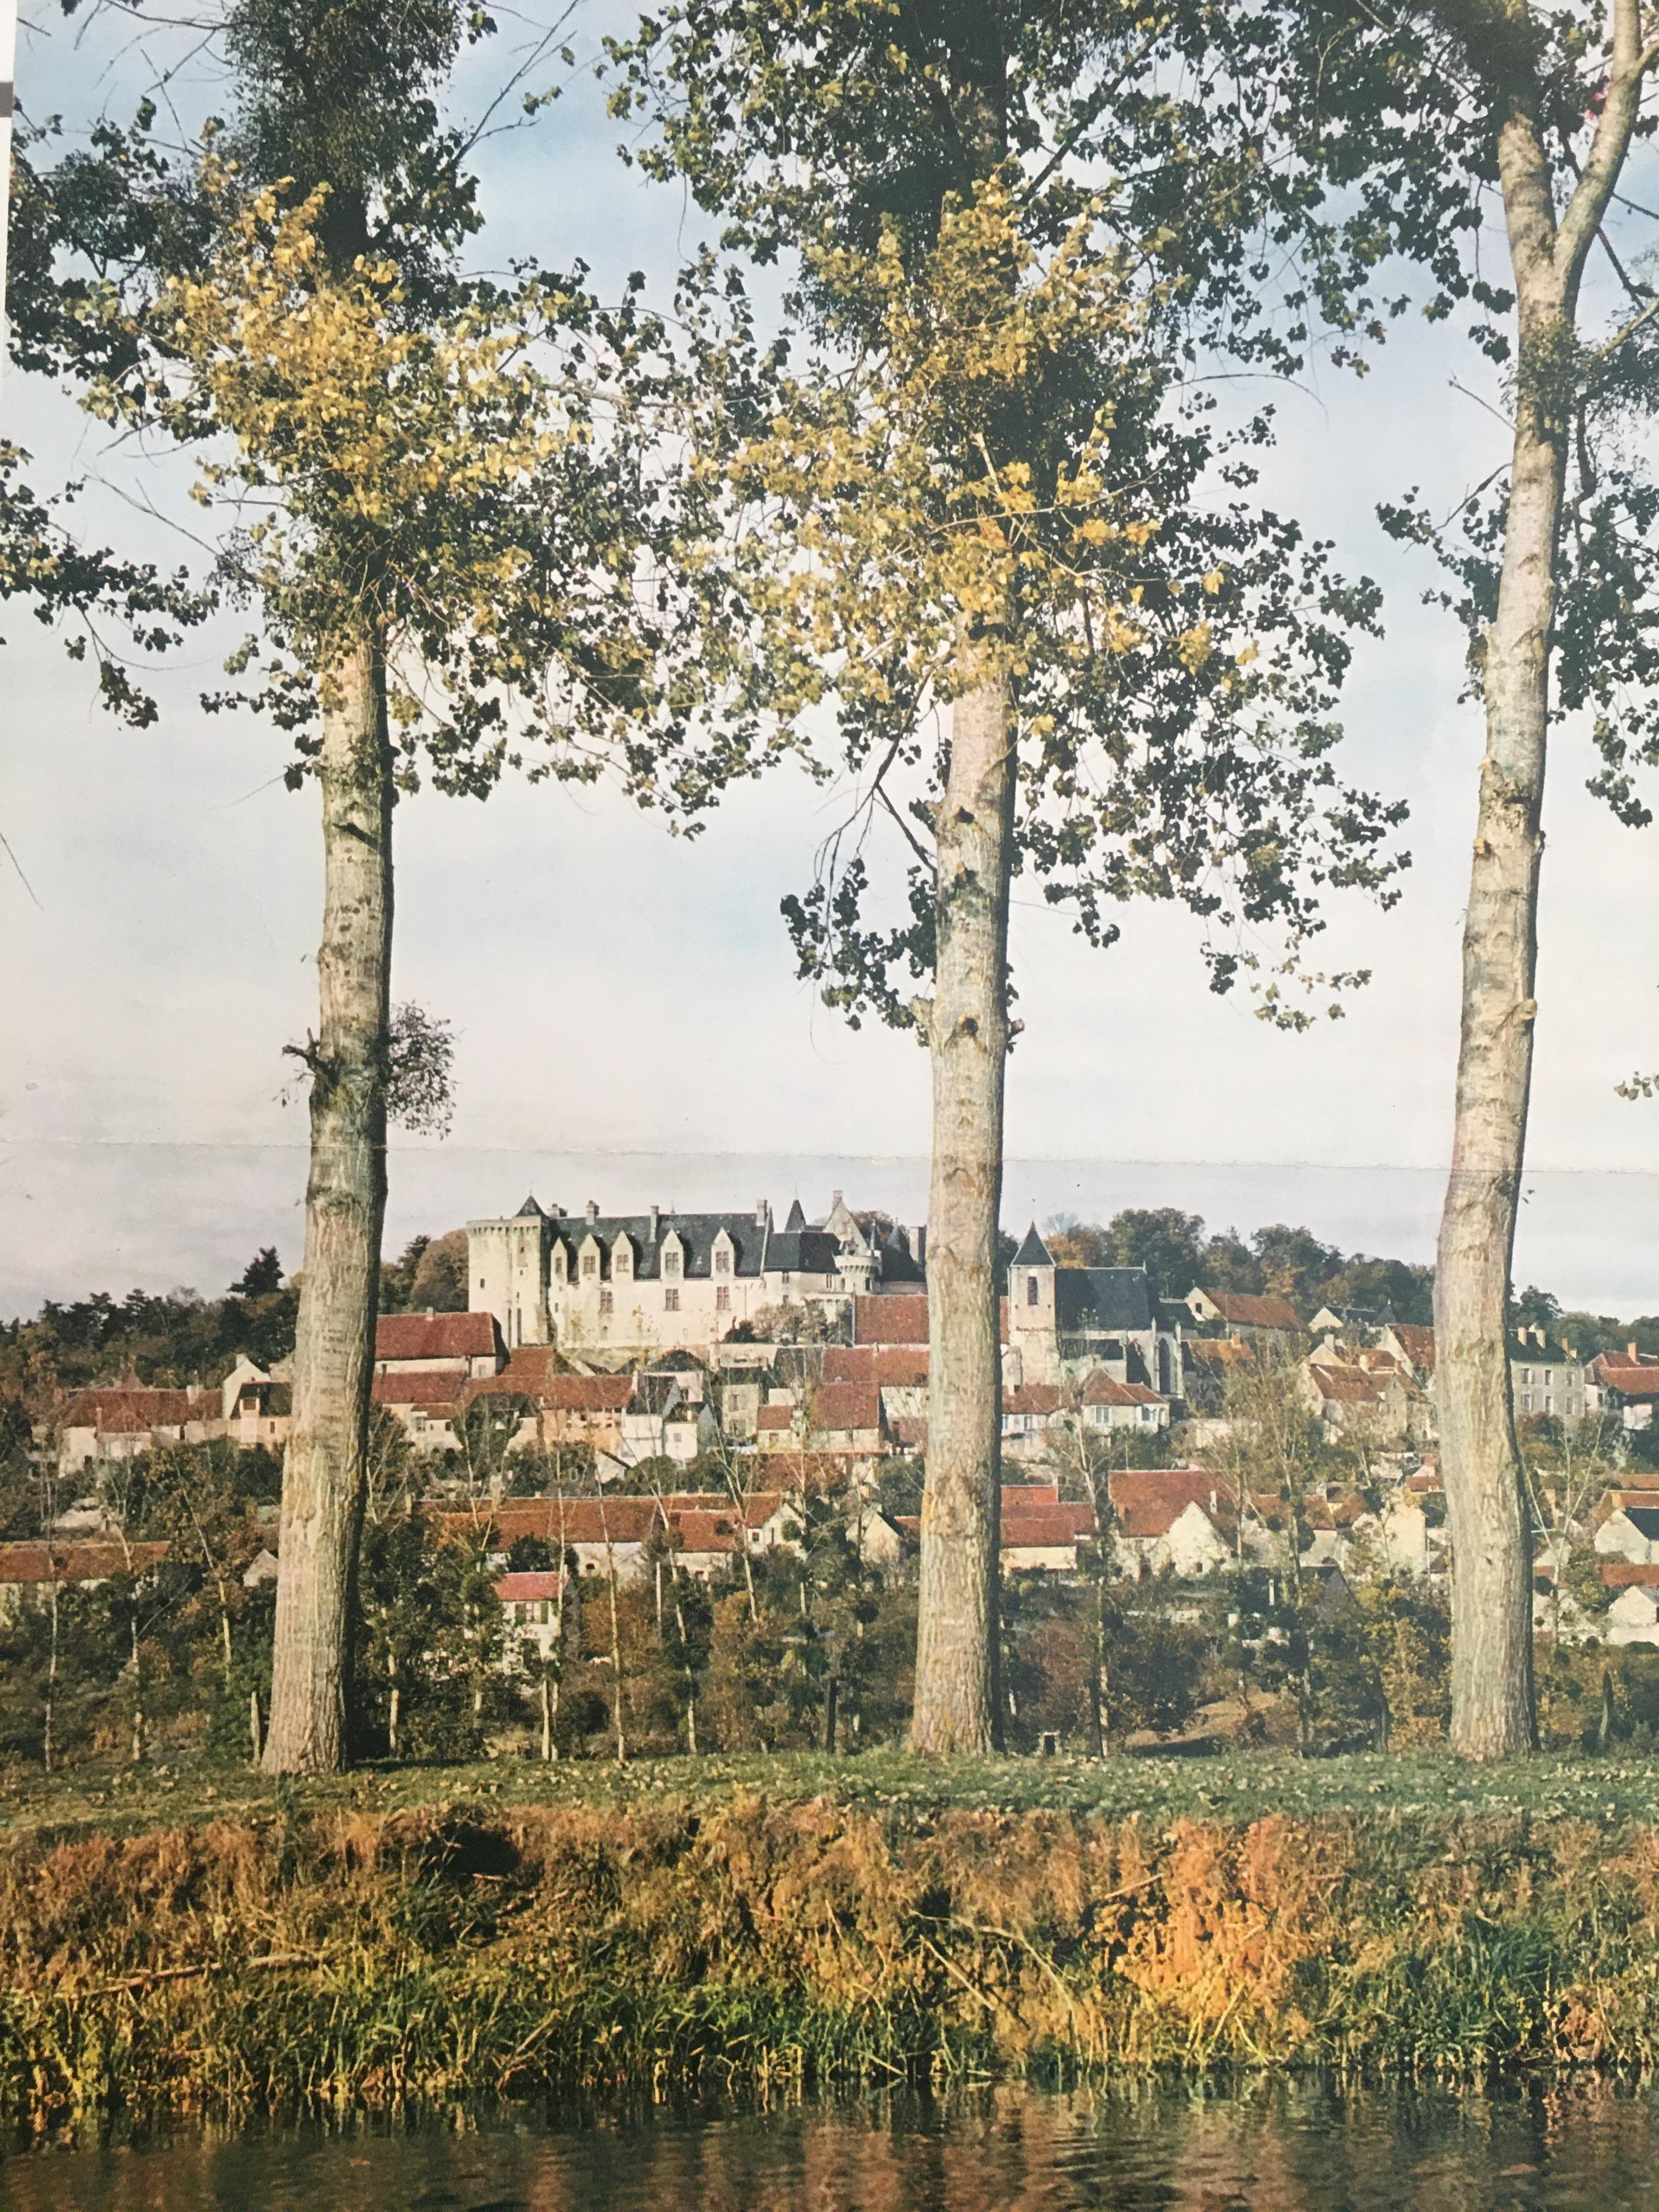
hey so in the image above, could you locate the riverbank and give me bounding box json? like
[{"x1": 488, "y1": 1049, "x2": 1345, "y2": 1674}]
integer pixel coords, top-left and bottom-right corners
[{"x1": 5, "y1": 1752, "x2": 1659, "y2": 2126}]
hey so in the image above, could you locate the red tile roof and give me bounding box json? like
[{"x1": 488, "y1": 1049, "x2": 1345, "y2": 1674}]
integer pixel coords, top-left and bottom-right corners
[
  {"x1": 1003, "y1": 1483, "x2": 1060, "y2": 1508},
  {"x1": 1601, "y1": 1561, "x2": 1659, "y2": 1589},
  {"x1": 853, "y1": 1294, "x2": 930, "y2": 1346},
  {"x1": 1005, "y1": 1384, "x2": 1064, "y2": 1418},
  {"x1": 1183, "y1": 1337, "x2": 1253, "y2": 1368},
  {"x1": 822, "y1": 1346, "x2": 930, "y2": 1386},
  {"x1": 1198, "y1": 1290, "x2": 1304, "y2": 1331},
  {"x1": 1082, "y1": 1372, "x2": 1164, "y2": 1407},
  {"x1": 494, "y1": 1571, "x2": 566, "y2": 1602},
  {"x1": 1109, "y1": 1468, "x2": 1221, "y2": 1537},
  {"x1": 465, "y1": 1367, "x2": 631, "y2": 1413},
  {"x1": 0, "y1": 1541, "x2": 169, "y2": 1584},
  {"x1": 1001, "y1": 1506, "x2": 1094, "y2": 1550},
  {"x1": 1309, "y1": 1364, "x2": 1389, "y2": 1404},
  {"x1": 451, "y1": 1497, "x2": 662, "y2": 1549},
  {"x1": 61, "y1": 1388, "x2": 201, "y2": 1431},
  {"x1": 757, "y1": 1403, "x2": 796, "y2": 1430},
  {"x1": 1389, "y1": 1323, "x2": 1436, "y2": 1370},
  {"x1": 376, "y1": 1312, "x2": 499, "y2": 1363},
  {"x1": 810, "y1": 1383, "x2": 884, "y2": 1435}
]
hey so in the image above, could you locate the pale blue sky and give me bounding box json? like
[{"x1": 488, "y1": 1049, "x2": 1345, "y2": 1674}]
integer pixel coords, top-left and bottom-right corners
[{"x1": 4, "y1": 4, "x2": 1659, "y2": 1313}]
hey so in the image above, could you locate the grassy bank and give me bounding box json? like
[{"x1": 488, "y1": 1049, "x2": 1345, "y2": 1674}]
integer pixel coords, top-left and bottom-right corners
[{"x1": 7, "y1": 1754, "x2": 1659, "y2": 2124}]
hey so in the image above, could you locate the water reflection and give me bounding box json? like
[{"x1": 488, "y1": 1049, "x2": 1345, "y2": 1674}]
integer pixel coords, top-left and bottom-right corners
[{"x1": 4, "y1": 2081, "x2": 1658, "y2": 2212}]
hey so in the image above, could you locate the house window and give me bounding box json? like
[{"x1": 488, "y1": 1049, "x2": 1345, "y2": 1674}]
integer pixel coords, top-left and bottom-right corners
[
  {"x1": 715, "y1": 1248, "x2": 731, "y2": 1275},
  {"x1": 1520, "y1": 1393, "x2": 1532, "y2": 1413},
  {"x1": 665, "y1": 1288, "x2": 680, "y2": 1312},
  {"x1": 1027, "y1": 1275, "x2": 1040, "y2": 1306},
  {"x1": 600, "y1": 1289, "x2": 613, "y2": 1315},
  {"x1": 664, "y1": 1250, "x2": 681, "y2": 1280},
  {"x1": 716, "y1": 1285, "x2": 730, "y2": 1311},
  {"x1": 1545, "y1": 1369, "x2": 1554, "y2": 1386},
  {"x1": 582, "y1": 1253, "x2": 597, "y2": 1278},
  {"x1": 1520, "y1": 1367, "x2": 1531, "y2": 1385},
  {"x1": 1544, "y1": 1395, "x2": 1554, "y2": 1414}
]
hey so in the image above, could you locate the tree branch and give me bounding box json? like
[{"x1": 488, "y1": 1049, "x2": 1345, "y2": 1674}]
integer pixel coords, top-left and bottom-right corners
[{"x1": 1555, "y1": 0, "x2": 1655, "y2": 286}]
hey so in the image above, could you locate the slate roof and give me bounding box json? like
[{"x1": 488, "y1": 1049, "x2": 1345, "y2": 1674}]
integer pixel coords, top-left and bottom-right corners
[
  {"x1": 1012, "y1": 1223, "x2": 1054, "y2": 1268},
  {"x1": 1622, "y1": 1506, "x2": 1659, "y2": 1542},
  {"x1": 783, "y1": 1199, "x2": 809, "y2": 1232},
  {"x1": 515, "y1": 1195, "x2": 546, "y2": 1218},
  {"x1": 549, "y1": 1211, "x2": 795, "y2": 1282},
  {"x1": 1055, "y1": 1267, "x2": 1155, "y2": 1334}
]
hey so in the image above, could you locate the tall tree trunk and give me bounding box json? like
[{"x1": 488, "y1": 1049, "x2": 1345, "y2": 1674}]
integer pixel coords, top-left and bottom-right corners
[
  {"x1": 1434, "y1": 18, "x2": 1649, "y2": 1756},
  {"x1": 264, "y1": 625, "x2": 393, "y2": 1774},
  {"x1": 911, "y1": 675, "x2": 1015, "y2": 1754}
]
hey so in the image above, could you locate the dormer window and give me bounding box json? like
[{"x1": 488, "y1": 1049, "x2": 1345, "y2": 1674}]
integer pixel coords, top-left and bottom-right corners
[
  {"x1": 615, "y1": 1241, "x2": 632, "y2": 1278},
  {"x1": 582, "y1": 1252, "x2": 598, "y2": 1279},
  {"x1": 664, "y1": 1248, "x2": 682, "y2": 1280},
  {"x1": 715, "y1": 1245, "x2": 731, "y2": 1276}
]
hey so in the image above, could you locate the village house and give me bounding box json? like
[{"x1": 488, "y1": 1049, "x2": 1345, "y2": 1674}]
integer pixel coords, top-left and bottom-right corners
[
  {"x1": 895, "y1": 1484, "x2": 1097, "y2": 1575},
  {"x1": 375, "y1": 1311, "x2": 505, "y2": 1386},
  {"x1": 1595, "y1": 1494, "x2": 1659, "y2": 1565},
  {"x1": 1589, "y1": 1347, "x2": 1659, "y2": 1429},
  {"x1": 1184, "y1": 1287, "x2": 1304, "y2": 1344},
  {"x1": 1600, "y1": 1564, "x2": 1659, "y2": 1647},
  {"x1": 0, "y1": 1539, "x2": 170, "y2": 1621},
  {"x1": 1178, "y1": 1334, "x2": 1253, "y2": 1415},
  {"x1": 57, "y1": 1383, "x2": 223, "y2": 1470},
  {"x1": 1379, "y1": 1322, "x2": 1436, "y2": 1383},
  {"x1": 1108, "y1": 1468, "x2": 1234, "y2": 1578},
  {"x1": 806, "y1": 1381, "x2": 889, "y2": 1458},
  {"x1": 1508, "y1": 1327, "x2": 1590, "y2": 1421},
  {"x1": 1308, "y1": 1302, "x2": 1395, "y2": 1335},
  {"x1": 1081, "y1": 1370, "x2": 1171, "y2": 1432},
  {"x1": 494, "y1": 1567, "x2": 573, "y2": 1668},
  {"x1": 1002, "y1": 1382, "x2": 1068, "y2": 1459}
]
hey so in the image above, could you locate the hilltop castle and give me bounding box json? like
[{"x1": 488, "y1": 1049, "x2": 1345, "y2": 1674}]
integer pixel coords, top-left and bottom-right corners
[{"x1": 466, "y1": 1192, "x2": 924, "y2": 1354}]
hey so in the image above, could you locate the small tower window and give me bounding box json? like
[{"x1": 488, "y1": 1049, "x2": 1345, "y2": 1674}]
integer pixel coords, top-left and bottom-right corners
[{"x1": 1027, "y1": 1275, "x2": 1040, "y2": 1306}]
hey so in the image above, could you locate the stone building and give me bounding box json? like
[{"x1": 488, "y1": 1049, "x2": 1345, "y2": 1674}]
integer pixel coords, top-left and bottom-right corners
[{"x1": 467, "y1": 1194, "x2": 889, "y2": 1355}]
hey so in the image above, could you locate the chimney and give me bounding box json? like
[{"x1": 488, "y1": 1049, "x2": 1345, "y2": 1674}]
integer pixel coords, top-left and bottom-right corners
[
  {"x1": 1534, "y1": 1325, "x2": 1547, "y2": 1348},
  {"x1": 586, "y1": 1199, "x2": 599, "y2": 1227},
  {"x1": 756, "y1": 1198, "x2": 769, "y2": 1228},
  {"x1": 649, "y1": 1205, "x2": 660, "y2": 1242},
  {"x1": 1632, "y1": 1341, "x2": 1640, "y2": 1361},
  {"x1": 1516, "y1": 1327, "x2": 1528, "y2": 1346}
]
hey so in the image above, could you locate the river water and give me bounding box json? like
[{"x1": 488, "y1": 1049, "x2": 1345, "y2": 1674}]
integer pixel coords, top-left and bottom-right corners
[{"x1": 3, "y1": 2083, "x2": 1657, "y2": 2211}]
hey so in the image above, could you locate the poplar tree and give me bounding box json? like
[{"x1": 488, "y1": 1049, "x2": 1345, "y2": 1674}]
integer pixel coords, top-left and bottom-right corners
[
  {"x1": 20, "y1": 1, "x2": 761, "y2": 1770},
  {"x1": 1272, "y1": 1, "x2": 1659, "y2": 1757},
  {"x1": 612, "y1": 3, "x2": 1412, "y2": 1751}
]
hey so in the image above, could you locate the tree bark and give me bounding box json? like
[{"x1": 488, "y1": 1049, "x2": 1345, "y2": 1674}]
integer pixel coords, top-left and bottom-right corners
[
  {"x1": 1436, "y1": 10, "x2": 1650, "y2": 1758},
  {"x1": 264, "y1": 626, "x2": 393, "y2": 1774},
  {"x1": 910, "y1": 675, "x2": 1015, "y2": 1754}
]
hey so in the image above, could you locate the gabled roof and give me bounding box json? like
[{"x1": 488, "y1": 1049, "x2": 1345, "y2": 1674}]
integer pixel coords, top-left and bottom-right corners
[
  {"x1": 1005, "y1": 1383, "x2": 1064, "y2": 1417},
  {"x1": 1082, "y1": 1370, "x2": 1164, "y2": 1407},
  {"x1": 1012, "y1": 1223, "x2": 1053, "y2": 1268},
  {"x1": 464, "y1": 1364, "x2": 630, "y2": 1414},
  {"x1": 495, "y1": 1570, "x2": 566, "y2": 1602},
  {"x1": 1108, "y1": 1468, "x2": 1221, "y2": 1536},
  {"x1": 61, "y1": 1387, "x2": 200, "y2": 1431},
  {"x1": 1388, "y1": 1323, "x2": 1436, "y2": 1370},
  {"x1": 1309, "y1": 1364, "x2": 1390, "y2": 1405},
  {"x1": 1620, "y1": 1505, "x2": 1659, "y2": 1541},
  {"x1": 376, "y1": 1312, "x2": 500, "y2": 1363},
  {"x1": 1195, "y1": 1289, "x2": 1304, "y2": 1331}
]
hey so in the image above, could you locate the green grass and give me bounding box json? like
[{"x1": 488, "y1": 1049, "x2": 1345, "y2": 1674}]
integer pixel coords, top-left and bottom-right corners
[{"x1": 6, "y1": 1741, "x2": 1659, "y2": 1843}]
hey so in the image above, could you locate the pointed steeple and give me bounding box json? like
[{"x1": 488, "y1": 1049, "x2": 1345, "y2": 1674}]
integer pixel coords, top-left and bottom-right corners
[
  {"x1": 515, "y1": 1194, "x2": 546, "y2": 1217},
  {"x1": 784, "y1": 1197, "x2": 808, "y2": 1232},
  {"x1": 1012, "y1": 1222, "x2": 1053, "y2": 1267}
]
